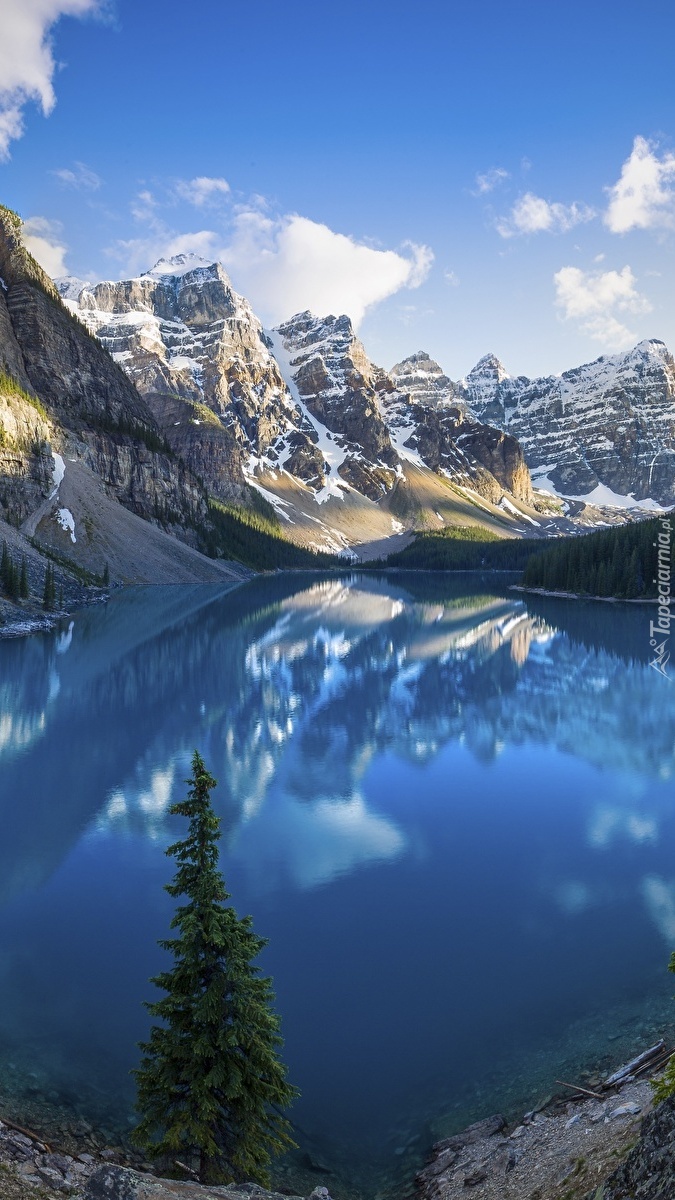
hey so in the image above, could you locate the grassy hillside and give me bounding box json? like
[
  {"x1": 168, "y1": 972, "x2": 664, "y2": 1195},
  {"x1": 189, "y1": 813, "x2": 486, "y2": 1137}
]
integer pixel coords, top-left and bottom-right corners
[{"x1": 521, "y1": 515, "x2": 667, "y2": 599}]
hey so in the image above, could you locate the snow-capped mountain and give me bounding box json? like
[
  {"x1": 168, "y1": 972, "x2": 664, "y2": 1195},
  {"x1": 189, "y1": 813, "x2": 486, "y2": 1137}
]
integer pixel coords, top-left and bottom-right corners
[
  {"x1": 390, "y1": 350, "x2": 465, "y2": 410},
  {"x1": 460, "y1": 340, "x2": 675, "y2": 509},
  {"x1": 387, "y1": 352, "x2": 533, "y2": 505},
  {"x1": 57, "y1": 251, "x2": 675, "y2": 556},
  {"x1": 58, "y1": 259, "x2": 543, "y2": 553}
]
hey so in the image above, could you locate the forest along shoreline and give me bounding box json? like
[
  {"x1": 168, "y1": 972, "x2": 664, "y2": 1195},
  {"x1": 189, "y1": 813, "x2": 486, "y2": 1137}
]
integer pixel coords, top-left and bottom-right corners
[{"x1": 2, "y1": 1040, "x2": 675, "y2": 1200}]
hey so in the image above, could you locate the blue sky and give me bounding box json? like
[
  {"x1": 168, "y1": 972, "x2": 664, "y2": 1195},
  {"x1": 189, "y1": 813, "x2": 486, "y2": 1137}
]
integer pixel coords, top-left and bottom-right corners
[{"x1": 1, "y1": 0, "x2": 674, "y2": 377}]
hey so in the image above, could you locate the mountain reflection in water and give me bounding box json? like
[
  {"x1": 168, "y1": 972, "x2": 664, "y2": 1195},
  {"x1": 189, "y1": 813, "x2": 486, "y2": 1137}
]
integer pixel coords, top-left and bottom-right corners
[{"x1": 0, "y1": 573, "x2": 674, "y2": 1190}]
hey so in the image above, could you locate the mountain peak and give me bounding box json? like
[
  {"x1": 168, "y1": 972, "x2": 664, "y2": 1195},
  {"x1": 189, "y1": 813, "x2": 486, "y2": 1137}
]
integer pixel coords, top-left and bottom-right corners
[
  {"x1": 391, "y1": 350, "x2": 440, "y2": 372},
  {"x1": 143, "y1": 253, "x2": 219, "y2": 279},
  {"x1": 632, "y1": 338, "x2": 669, "y2": 360},
  {"x1": 55, "y1": 275, "x2": 91, "y2": 300},
  {"x1": 275, "y1": 310, "x2": 357, "y2": 342},
  {"x1": 467, "y1": 353, "x2": 509, "y2": 381}
]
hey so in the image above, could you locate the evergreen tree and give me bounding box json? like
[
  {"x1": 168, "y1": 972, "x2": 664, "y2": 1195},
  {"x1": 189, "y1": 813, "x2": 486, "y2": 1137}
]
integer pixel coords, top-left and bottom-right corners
[
  {"x1": 102, "y1": 561, "x2": 110, "y2": 586},
  {"x1": 42, "y1": 563, "x2": 55, "y2": 610},
  {"x1": 19, "y1": 556, "x2": 29, "y2": 600},
  {"x1": 8, "y1": 556, "x2": 19, "y2": 601},
  {"x1": 132, "y1": 752, "x2": 298, "y2": 1185}
]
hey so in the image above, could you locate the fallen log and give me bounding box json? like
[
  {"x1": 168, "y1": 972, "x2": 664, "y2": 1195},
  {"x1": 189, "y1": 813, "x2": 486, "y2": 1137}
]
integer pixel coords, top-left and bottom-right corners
[
  {"x1": 603, "y1": 1041, "x2": 666, "y2": 1088},
  {"x1": 555, "y1": 1079, "x2": 604, "y2": 1100}
]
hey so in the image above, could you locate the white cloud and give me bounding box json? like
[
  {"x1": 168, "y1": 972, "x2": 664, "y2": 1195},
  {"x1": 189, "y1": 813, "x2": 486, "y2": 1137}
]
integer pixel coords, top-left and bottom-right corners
[
  {"x1": 175, "y1": 176, "x2": 231, "y2": 207},
  {"x1": 605, "y1": 135, "x2": 675, "y2": 234},
  {"x1": 221, "y1": 213, "x2": 433, "y2": 326},
  {"x1": 22, "y1": 215, "x2": 69, "y2": 276},
  {"x1": 497, "y1": 192, "x2": 595, "y2": 238},
  {"x1": 130, "y1": 189, "x2": 160, "y2": 223},
  {"x1": 232, "y1": 790, "x2": 406, "y2": 892},
  {"x1": 52, "y1": 161, "x2": 101, "y2": 190},
  {"x1": 553, "y1": 264, "x2": 652, "y2": 349},
  {"x1": 112, "y1": 228, "x2": 219, "y2": 278},
  {"x1": 642, "y1": 876, "x2": 675, "y2": 943},
  {"x1": 444, "y1": 269, "x2": 460, "y2": 287},
  {"x1": 0, "y1": 0, "x2": 102, "y2": 160},
  {"x1": 473, "y1": 167, "x2": 510, "y2": 195},
  {"x1": 110, "y1": 207, "x2": 434, "y2": 326}
]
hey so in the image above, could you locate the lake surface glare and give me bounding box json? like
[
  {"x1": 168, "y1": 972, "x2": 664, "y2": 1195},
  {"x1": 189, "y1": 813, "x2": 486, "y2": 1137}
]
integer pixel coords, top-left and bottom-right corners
[{"x1": 1, "y1": 573, "x2": 674, "y2": 1198}]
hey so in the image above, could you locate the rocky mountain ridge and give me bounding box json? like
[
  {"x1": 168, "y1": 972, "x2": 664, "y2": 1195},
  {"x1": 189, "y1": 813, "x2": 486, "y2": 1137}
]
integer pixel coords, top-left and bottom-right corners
[
  {"x1": 60, "y1": 251, "x2": 675, "y2": 559},
  {"x1": 7, "y1": 208, "x2": 670, "y2": 573},
  {"x1": 394, "y1": 341, "x2": 675, "y2": 509},
  {"x1": 58, "y1": 255, "x2": 551, "y2": 555},
  {"x1": 461, "y1": 341, "x2": 675, "y2": 508}
]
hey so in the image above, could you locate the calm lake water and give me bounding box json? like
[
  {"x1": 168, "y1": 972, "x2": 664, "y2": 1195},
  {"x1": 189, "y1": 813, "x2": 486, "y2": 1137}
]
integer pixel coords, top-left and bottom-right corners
[{"x1": 1, "y1": 573, "x2": 674, "y2": 1197}]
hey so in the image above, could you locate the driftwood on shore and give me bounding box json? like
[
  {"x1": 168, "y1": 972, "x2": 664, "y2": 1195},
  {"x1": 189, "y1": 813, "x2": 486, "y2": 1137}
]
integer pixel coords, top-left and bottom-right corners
[
  {"x1": 603, "y1": 1041, "x2": 667, "y2": 1088},
  {"x1": 555, "y1": 1079, "x2": 604, "y2": 1099}
]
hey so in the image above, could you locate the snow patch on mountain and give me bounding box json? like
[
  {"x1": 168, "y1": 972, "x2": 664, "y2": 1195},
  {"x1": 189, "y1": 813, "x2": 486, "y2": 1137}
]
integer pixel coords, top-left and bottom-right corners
[{"x1": 264, "y1": 327, "x2": 350, "y2": 503}]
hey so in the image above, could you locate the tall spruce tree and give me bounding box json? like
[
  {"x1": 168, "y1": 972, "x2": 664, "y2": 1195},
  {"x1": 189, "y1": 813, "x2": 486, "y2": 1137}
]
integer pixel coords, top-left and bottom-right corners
[
  {"x1": 19, "y1": 556, "x2": 29, "y2": 600},
  {"x1": 132, "y1": 751, "x2": 298, "y2": 1185},
  {"x1": 42, "y1": 563, "x2": 55, "y2": 610}
]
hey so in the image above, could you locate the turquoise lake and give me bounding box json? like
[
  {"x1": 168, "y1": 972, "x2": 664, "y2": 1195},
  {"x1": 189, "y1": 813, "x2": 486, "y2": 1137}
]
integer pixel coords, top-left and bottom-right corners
[{"x1": 1, "y1": 573, "x2": 674, "y2": 1197}]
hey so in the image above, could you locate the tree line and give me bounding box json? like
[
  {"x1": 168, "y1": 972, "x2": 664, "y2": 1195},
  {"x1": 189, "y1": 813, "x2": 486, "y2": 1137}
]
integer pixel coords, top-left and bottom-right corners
[
  {"x1": 204, "y1": 498, "x2": 342, "y2": 571},
  {"x1": 381, "y1": 524, "x2": 542, "y2": 571},
  {"x1": 378, "y1": 514, "x2": 670, "y2": 600},
  {"x1": 521, "y1": 516, "x2": 663, "y2": 598}
]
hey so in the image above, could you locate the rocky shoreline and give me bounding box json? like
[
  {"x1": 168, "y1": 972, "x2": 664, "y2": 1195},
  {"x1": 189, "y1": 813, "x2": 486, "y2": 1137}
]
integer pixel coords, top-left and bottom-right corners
[
  {"x1": 510, "y1": 584, "x2": 657, "y2": 605},
  {"x1": 416, "y1": 1041, "x2": 673, "y2": 1200},
  {"x1": 0, "y1": 1118, "x2": 334, "y2": 1200},
  {"x1": 2, "y1": 1042, "x2": 675, "y2": 1200}
]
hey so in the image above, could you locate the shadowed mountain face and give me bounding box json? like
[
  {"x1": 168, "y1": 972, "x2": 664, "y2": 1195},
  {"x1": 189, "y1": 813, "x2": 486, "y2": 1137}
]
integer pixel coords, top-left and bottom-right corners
[{"x1": 1, "y1": 577, "x2": 675, "y2": 1191}]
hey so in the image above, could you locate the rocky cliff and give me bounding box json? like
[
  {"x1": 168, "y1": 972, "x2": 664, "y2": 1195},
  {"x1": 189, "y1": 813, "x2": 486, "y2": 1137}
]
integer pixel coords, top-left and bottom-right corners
[
  {"x1": 0, "y1": 215, "x2": 206, "y2": 532},
  {"x1": 0, "y1": 207, "x2": 248, "y2": 584},
  {"x1": 460, "y1": 341, "x2": 675, "y2": 508}
]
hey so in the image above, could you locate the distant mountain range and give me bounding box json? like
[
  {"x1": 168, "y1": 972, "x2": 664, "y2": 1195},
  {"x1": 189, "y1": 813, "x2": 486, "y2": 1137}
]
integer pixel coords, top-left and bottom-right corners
[
  {"x1": 52, "y1": 251, "x2": 673, "y2": 561},
  {"x1": 1, "y1": 201, "x2": 673, "y2": 584}
]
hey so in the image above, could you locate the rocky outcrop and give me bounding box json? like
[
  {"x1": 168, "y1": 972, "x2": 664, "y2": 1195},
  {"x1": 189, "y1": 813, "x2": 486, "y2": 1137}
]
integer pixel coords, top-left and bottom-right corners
[
  {"x1": 416, "y1": 1077, "x2": 653, "y2": 1200},
  {"x1": 448, "y1": 409, "x2": 533, "y2": 504},
  {"x1": 273, "y1": 311, "x2": 399, "y2": 499},
  {"x1": 82, "y1": 1165, "x2": 331, "y2": 1200},
  {"x1": 591, "y1": 1094, "x2": 675, "y2": 1200},
  {"x1": 0, "y1": 379, "x2": 54, "y2": 524},
  {"x1": 463, "y1": 341, "x2": 675, "y2": 506},
  {"x1": 59, "y1": 257, "x2": 301, "y2": 502}
]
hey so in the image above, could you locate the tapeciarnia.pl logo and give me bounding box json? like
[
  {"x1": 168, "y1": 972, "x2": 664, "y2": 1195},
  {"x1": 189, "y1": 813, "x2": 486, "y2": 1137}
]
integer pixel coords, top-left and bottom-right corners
[{"x1": 650, "y1": 517, "x2": 672, "y2": 678}]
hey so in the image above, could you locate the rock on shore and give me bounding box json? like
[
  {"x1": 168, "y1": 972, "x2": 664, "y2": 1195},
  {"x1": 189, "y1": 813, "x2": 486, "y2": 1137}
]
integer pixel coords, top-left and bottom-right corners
[
  {"x1": 592, "y1": 1093, "x2": 675, "y2": 1199},
  {"x1": 0, "y1": 1120, "x2": 332, "y2": 1200},
  {"x1": 416, "y1": 1078, "x2": 654, "y2": 1200}
]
